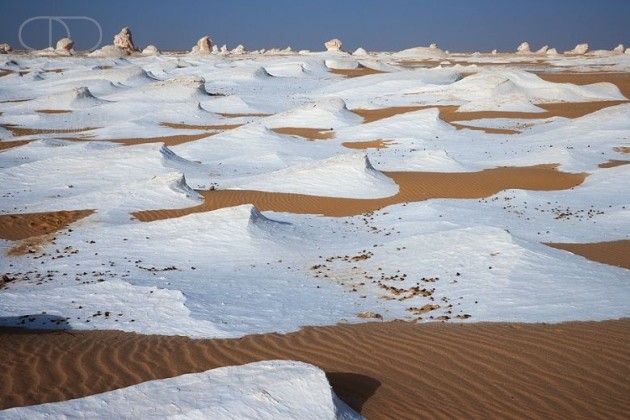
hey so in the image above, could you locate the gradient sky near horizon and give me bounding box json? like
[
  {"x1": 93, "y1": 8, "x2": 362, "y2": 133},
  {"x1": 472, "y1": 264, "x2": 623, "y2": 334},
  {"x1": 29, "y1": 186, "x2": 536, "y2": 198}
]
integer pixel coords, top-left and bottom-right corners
[{"x1": 1, "y1": 0, "x2": 629, "y2": 53}]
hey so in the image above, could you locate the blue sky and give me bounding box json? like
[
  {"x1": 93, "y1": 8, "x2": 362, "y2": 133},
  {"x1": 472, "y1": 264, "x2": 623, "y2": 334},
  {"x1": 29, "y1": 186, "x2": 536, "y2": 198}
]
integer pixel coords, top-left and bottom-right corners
[{"x1": 1, "y1": 0, "x2": 628, "y2": 52}]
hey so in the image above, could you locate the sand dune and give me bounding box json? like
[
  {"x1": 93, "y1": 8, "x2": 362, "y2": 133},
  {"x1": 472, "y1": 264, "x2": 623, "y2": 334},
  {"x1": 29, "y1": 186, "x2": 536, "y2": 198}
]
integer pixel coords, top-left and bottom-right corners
[
  {"x1": 329, "y1": 66, "x2": 385, "y2": 78},
  {"x1": 1, "y1": 319, "x2": 628, "y2": 419},
  {"x1": 342, "y1": 139, "x2": 396, "y2": 149},
  {"x1": 546, "y1": 240, "x2": 630, "y2": 269},
  {"x1": 0, "y1": 140, "x2": 31, "y2": 151},
  {"x1": 353, "y1": 101, "x2": 628, "y2": 126},
  {"x1": 134, "y1": 165, "x2": 586, "y2": 220},
  {"x1": 0, "y1": 124, "x2": 97, "y2": 137},
  {"x1": 271, "y1": 127, "x2": 335, "y2": 139},
  {"x1": 0, "y1": 210, "x2": 93, "y2": 241},
  {"x1": 598, "y1": 159, "x2": 630, "y2": 168},
  {"x1": 538, "y1": 72, "x2": 630, "y2": 98}
]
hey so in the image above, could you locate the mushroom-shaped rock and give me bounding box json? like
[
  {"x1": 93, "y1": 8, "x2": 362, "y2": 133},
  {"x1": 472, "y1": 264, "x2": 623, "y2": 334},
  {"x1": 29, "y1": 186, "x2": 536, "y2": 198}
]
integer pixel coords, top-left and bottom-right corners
[
  {"x1": 568, "y1": 43, "x2": 588, "y2": 55},
  {"x1": 113, "y1": 27, "x2": 137, "y2": 53},
  {"x1": 613, "y1": 44, "x2": 625, "y2": 54},
  {"x1": 0, "y1": 43, "x2": 11, "y2": 53},
  {"x1": 55, "y1": 38, "x2": 74, "y2": 55},
  {"x1": 142, "y1": 45, "x2": 160, "y2": 55},
  {"x1": 325, "y1": 38, "x2": 342, "y2": 52},
  {"x1": 535, "y1": 45, "x2": 549, "y2": 54},
  {"x1": 192, "y1": 36, "x2": 213, "y2": 54},
  {"x1": 516, "y1": 42, "x2": 531, "y2": 54}
]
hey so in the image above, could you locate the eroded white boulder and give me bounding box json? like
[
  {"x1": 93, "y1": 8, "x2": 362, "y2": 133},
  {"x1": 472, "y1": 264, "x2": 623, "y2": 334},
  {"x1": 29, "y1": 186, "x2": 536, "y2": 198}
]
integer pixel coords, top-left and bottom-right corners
[
  {"x1": 352, "y1": 47, "x2": 368, "y2": 56},
  {"x1": 0, "y1": 43, "x2": 11, "y2": 54},
  {"x1": 535, "y1": 45, "x2": 549, "y2": 54},
  {"x1": 546, "y1": 48, "x2": 559, "y2": 55},
  {"x1": 113, "y1": 27, "x2": 137, "y2": 54},
  {"x1": 325, "y1": 38, "x2": 342, "y2": 52},
  {"x1": 567, "y1": 43, "x2": 589, "y2": 55},
  {"x1": 613, "y1": 44, "x2": 625, "y2": 54},
  {"x1": 142, "y1": 45, "x2": 160, "y2": 55},
  {"x1": 517, "y1": 42, "x2": 531, "y2": 54},
  {"x1": 55, "y1": 38, "x2": 74, "y2": 55},
  {"x1": 192, "y1": 36, "x2": 213, "y2": 54}
]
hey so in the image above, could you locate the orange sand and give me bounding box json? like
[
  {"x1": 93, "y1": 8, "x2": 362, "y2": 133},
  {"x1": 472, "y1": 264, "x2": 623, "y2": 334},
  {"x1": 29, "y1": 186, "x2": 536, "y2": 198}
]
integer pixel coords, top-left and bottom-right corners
[
  {"x1": 1, "y1": 320, "x2": 628, "y2": 419},
  {"x1": 134, "y1": 165, "x2": 586, "y2": 220},
  {"x1": 546, "y1": 240, "x2": 630, "y2": 269}
]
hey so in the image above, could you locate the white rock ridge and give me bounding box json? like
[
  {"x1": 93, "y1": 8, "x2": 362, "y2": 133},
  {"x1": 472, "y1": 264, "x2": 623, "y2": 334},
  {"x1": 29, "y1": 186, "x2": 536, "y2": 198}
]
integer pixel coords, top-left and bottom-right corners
[
  {"x1": 325, "y1": 38, "x2": 343, "y2": 52},
  {"x1": 113, "y1": 27, "x2": 137, "y2": 54}
]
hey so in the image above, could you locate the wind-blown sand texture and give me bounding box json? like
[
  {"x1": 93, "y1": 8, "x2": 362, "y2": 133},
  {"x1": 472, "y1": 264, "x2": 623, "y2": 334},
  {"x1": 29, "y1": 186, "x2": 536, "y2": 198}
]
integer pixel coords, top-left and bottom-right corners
[
  {"x1": 1, "y1": 50, "x2": 629, "y2": 418},
  {"x1": 134, "y1": 165, "x2": 586, "y2": 220},
  {"x1": 1, "y1": 319, "x2": 628, "y2": 419},
  {"x1": 546, "y1": 240, "x2": 630, "y2": 269}
]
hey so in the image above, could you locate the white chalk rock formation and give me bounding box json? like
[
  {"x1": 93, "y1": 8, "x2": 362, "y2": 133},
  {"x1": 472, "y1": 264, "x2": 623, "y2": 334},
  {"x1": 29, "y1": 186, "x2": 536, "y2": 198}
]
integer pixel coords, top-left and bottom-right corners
[
  {"x1": 211, "y1": 45, "x2": 219, "y2": 54},
  {"x1": 113, "y1": 27, "x2": 137, "y2": 54},
  {"x1": 325, "y1": 38, "x2": 342, "y2": 52},
  {"x1": 491, "y1": 49, "x2": 498, "y2": 55},
  {"x1": 429, "y1": 43, "x2": 439, "y2": 50},
  {"x1": 87, "y1": 45, "x2": 127, "y2": 58},
  {"x1": 613, "y1": 44, "x2": 624, "y2": 54},
  {"x1": 546, "y1": 48, "x2": 559, "y2": 55},
  {"x1": 568, "y1": 43, "x2": 589, "y2": 55},
  {"x1": 535, "y1": 45, "x2": 549, "y2": 54},
  {"x1": 231, "y1": 44, "x2": 245, "y2": 54},
  {"x1": 55, "y1": 38, "x2": 74, "y2": 55},
  {"x1": 517, "y1": 42, "x2": 531, "y2": 54},
  {"x1": 142, "y1": 45, "x2": 160, "y2": 55},
  {"x1": 191, "y1": 36, "x2": 212, "y2": 54},
  {"x1": 220, "y1": 45, "x2": 228, "y2": 54},
  {"x1": 626, "y1": 47, "x2": 630, "y2": 55},
  {"x1": 0, "y1": 43, "x2": 11, "y2": 53},
  {"x1": 352, "y1": 47, "x2": 368, "y2": 56}
]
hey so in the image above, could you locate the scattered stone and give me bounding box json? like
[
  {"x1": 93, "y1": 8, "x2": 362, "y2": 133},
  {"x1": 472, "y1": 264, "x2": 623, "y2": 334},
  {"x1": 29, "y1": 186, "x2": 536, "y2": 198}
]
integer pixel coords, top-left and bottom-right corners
[
  {"x1": 357, "y1": 311, "x2": 383, "y2": 319},
  {"x1": 325, "y1": 38, "x2": 342, "y2": 52}
]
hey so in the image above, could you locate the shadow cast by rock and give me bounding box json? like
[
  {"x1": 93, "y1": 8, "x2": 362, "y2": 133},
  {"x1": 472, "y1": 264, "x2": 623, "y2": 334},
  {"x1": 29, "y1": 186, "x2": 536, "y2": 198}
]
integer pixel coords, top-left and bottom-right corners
[
  {"x1": 326, "y1": 371, "x2": 381, "y2": 413},
  {"x1": 0, "y1": 314, "x2": 72, "y2": 332}
]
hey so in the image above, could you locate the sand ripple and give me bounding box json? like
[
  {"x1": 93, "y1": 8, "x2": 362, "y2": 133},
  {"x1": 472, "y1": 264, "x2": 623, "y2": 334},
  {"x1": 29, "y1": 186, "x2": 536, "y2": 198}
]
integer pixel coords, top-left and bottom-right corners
[
  {"x1": 134, "y1": 165, "x2": 586, "y2": 220},
  {"x1": 1, "y1": 320, "x2": 628, "y2": 418}
]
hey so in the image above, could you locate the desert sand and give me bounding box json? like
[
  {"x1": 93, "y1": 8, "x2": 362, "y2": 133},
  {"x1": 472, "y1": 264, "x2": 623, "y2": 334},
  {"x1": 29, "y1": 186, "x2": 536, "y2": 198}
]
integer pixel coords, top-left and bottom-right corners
[
  {"x1": 1, "y1": 45, "x2": 629, "y2": 418},
  {"x1": 1, "y1": 319, "x2": 629, "y2": 419}
]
